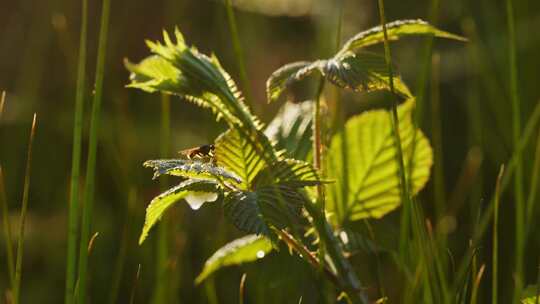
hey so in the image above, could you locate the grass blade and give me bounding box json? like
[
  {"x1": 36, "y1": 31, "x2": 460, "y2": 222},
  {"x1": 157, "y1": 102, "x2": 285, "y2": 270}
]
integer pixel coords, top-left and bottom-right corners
[
  {"x1": 224, "y1": 0, "x2": 252, "y2": 106},
  {"x1": 13, "y1": 114, "x2": 37, "y2": 304},
  {"x1": 65, "y1": 0, "x2": 88, "y2": 303},
  {"x1": 471, "y1": 264, "x2": 486, "y2": 304},
  {"x1": 0, "y1": 166, "x2": 14, "y2": 288},
  {"x1": 0, "y1": 91, "x2": 15, "y2": 288},
  {"x1": 239, "y1": 273, "x2": 247, "y2": 304},
  {"x1": 505, "y1": 0, "x2": 525, "y2": 300},
  {"x1": 77, "y1": 0, "x2": 110, "y2": 302},
  {"x1": 492, "y1": 166, "x2": 504, "y2": 304},
  {"x1": 526, "y1": 132, "x2": 540, "y2": 228}
]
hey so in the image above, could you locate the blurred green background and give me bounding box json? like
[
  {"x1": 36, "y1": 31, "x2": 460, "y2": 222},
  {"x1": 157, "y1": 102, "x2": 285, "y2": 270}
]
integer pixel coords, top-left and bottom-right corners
[{"x1": 1, "y1": 0, "x2": 539, "y2": 303}]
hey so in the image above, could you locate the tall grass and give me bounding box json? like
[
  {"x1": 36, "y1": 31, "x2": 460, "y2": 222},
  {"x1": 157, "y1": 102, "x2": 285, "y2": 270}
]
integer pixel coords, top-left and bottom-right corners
[
  {"x1": 492, "y1": 166, "x2": 504, "y2": 304},
  {"x1": 13, "y1": 114, "x2": 37, "y2": 304},
  {"x1": 77, "y1": 0, "x2": 110, "y2": 302},
  {"x1": 505, "y1": 0, "x2": 525, "y2": 300},
  {"x1": 0, "y1": 91, "x2": 15, "y2": 290},
  {"x1": 153, "y1": 94, "x2": 171, "y2": 304},
  {"x1": 224, "y1": 0, "x2": 252, "y2": 106},
  {"x1": 65, "y1": 0, "x2": 88, "y2": 302}
]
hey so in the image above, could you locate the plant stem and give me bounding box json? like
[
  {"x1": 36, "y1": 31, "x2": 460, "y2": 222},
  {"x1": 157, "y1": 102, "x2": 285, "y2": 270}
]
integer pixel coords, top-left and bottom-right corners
[
  {"x1": 492, "y1": 166, "x2": 504, "y2": 304},
  {"x1": 1, "y1": 166, "x2": 15, "y2": 290},
  {"x1": 224, "y1": 0, "x2": 252, "y2": 106},
  {"x1": 505, "y1": 0, "x2": 525, "y2": 300},
  {"x1": 304, "y1": 202, "x2": 368, "y2": 303},
  {"x1": 0, "y1": 92, "x2": 15, "y2": 289},
  {"x1": 377, "y1": 0, "x2": 411, "y2": 254},
  {"x1": 526, "y1": 132, "x2": 540, "y2": 228},
  {"x1": 13, "y1": 114, "x2": 37, "y2": 304},
  {"x1": 65, "y1": 0, "x2": 88, "y2": 302},
  {"x1": 77, "y1": 0, "x2": 110, "y2": 302},
  {"x1": 153, "y1": 94, "x2": 171, "y2": 304}
]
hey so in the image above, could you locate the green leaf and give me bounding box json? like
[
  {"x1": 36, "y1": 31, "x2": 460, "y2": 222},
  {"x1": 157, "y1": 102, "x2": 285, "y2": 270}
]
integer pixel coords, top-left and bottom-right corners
[
  {"x1": 223, "y1": 186, "x2": 305, "y2": 238},
  {"x1": 214, "y1": 129, "x2": 269, "y2": 190},
  {"x1": 267, "y1": 52, "x2": 411, "y2": 103},
  {"x1": 266, "y1": 61, "x2": 311, "y2": 103},
  {"x1": 340, "y1": 19, "x2": 466, "y2": 54},
  {"x1": 195, "y1": 234, "x2": 273, "y2": 285},
  {"x1": 265, "y1": 101, "x2": 313, "y2": 160},
  {"x1": 253, "y1": 159, "x2": 323, "y2": 189},
  {"x1": 126, "y1": 28, "x2": 261, "y2": 130},
  {"x1": 521, "y1": 285, "x2": 540, "y2": 304},
  {"x1": 144, "y1": 159, "x2": 242, "y2": 186},
  {"x1": 139, "y1": 179, "x2": 219, "y2": 244},
  {"x1": 327, "y1": 99, "x2": 433, "y2": 222}
]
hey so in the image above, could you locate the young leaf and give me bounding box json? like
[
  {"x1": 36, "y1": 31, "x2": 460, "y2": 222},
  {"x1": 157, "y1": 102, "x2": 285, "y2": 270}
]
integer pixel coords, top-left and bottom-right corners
[
  {"x1": 253, "y1": 159, "x2": 323, "y2": 189},
  {"x1": 214, "y1": 129, "x2": 270, "y2": 190},
  {"x1": 195, "y1": 234, "x2": 273, "y2": 285},
  {"x1": 266, "y1": 61, "x2": 311, "y2": 103},
  {"x1": 139, "y1": 179, "x2": 219, "y2": 244},
  {"x1": 144, "y1": 159, "x2": 242, "y2": 186},
  {"x1": 521, "y1": 285, "x2": 540, "y2": 304},
  {"x1": 267, "y1": 52, "x2": 411, "y2": 103},
  {"x1": 126, "y1": 28, "x2": 261, "y2": 130},
  {"x1": 327, "y1": 99, "x2": 432, "y2": 222},
  {"x1": 223, "y1": 186, "x2": 305, "y2": 238},
  {"x1": 339, "y1": 19, "x2": 467, "y2": 54},
  {"x1": 264, "y1": 100, "x2": 313, "y2": 160}
]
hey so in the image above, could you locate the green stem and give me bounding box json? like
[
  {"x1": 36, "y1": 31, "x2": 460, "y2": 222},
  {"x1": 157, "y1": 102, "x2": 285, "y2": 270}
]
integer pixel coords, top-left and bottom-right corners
[
  {"x1": 304, "y1": 202, "x2": 369, "y2": 303},
  {"x1": 506, "y1": 0, "x2": 525, "y2": 299},
  {"x1": 13, "y1": 114, "x2": 37, "y2": 304},
  {"x1": 153, "y1": 94, "x2": 171, "y2": 304},
  {"x1": 377, "y1": 0, "x2": 410, "y2": 254},
  {"x1": 0, "y1": 166, "x2": 15, "y2": 289},
  {"x1": 77, "y1": 0, "x2": 110, "y2": 302},
  {"x1": 0, "y1": 92, "x2": 15, "y2": 289},
  {"x1": 65, "y1": 0, "x2": 88, "y2": 302},
  {"x1": 492, "y1": 166, "x2": 504, "y2": 304},
  {"x1": 526, "y1": 132, "x2": 540, "y2": 228},
  {"x1": 224, "y1": 0, "x2": 252, "y2": 106}
]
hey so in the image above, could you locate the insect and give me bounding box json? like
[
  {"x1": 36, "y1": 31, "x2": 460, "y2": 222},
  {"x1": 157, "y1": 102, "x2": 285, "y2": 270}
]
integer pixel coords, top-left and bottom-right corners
[{"x1": 178, "y1": 144, "x2": 215, "y2": 160}]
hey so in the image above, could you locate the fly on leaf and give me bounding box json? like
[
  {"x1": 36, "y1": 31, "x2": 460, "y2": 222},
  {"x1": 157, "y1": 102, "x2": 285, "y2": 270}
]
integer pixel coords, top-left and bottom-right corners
[{"x1": 178, "y1": 144, "x2": 215, "y2": 161}]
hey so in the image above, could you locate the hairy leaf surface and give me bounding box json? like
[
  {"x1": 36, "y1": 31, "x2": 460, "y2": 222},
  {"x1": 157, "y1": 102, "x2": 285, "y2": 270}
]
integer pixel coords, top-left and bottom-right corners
[
  {"x1": 126, "y1": 28, "x2": 261, "y2": 130},
  {"x1": 195, "y1": 234, "x2": 273, "y2": 284},
  {"x1": 267, "y1": 52, "x2": 411, "y2": 103},
  {"x1": 144, "y1": 159, "x2": 241, "y2": 186},
  {"x1": 139, "y1": 179, "x2": 219, "y2": 244},
  {"x1": 223, "y1": 186, "x2": 305, "y2": 238},
  {"x1": 340, "y1": 19, "x2": 466, "y2": 54},
  {"x1": 327, "y1": 99, "x2": 433, "y2": 222},
  {"x1": 253, "y1": 159, "x2": 322, "y2": 189}
]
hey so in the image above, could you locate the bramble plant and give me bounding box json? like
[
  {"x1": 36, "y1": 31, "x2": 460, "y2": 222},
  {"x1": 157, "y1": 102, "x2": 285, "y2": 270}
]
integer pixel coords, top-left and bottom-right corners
[{"x1": 125, "y1": 20, "x2": 465, "y2": 303}]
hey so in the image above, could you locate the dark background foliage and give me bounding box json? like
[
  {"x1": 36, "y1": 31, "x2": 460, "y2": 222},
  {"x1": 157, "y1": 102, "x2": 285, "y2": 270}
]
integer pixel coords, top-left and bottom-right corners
[{"x1": 0, "y1": 0, "x2": 539, "y2": 302}]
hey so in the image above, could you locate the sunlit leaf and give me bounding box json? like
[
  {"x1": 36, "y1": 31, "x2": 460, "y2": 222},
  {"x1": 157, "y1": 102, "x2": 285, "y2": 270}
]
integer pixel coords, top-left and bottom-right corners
[
  {"x1": 144, "y1": 159, "x2": 242, "y2": 186},
  {"x1": 195, "y1": 234, "x2": 273, "y2": 285},
  {"x1": 139, "y1": 179, "x2": 219, "y2": 244},
  {"x1": 264, "y1": 100, "x2": 313, "y2": 160},
  {"x1": 327, "y1": 99, "x2": 433, "y2": 222},
  {"x1": 126, "y1": 28, "x2": 261, "y2": 130},
  {"x1": 521, "y1": 285, "x2": 540, "y2": 304},
  {"x1": 340, "y1": 19, "x2": 466, "y2": 54},
  {"x1": 215, "y1": 129, "x2": 271, "y2": 190}
]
